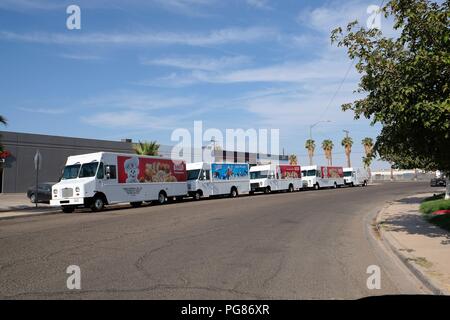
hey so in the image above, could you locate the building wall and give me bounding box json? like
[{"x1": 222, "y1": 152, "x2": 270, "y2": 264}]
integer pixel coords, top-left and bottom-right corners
[{"x1": 0, "y1": 131, "x2": 134, "y2": 193}]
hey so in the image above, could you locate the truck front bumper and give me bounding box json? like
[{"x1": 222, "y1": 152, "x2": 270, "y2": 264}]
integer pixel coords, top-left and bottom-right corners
[{"x1": 50, "y1": 197, "x2": 85, "y2": 207}]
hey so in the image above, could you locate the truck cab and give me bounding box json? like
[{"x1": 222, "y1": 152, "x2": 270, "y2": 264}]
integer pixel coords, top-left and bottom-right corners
[{"x1": 51, "y1": 153, "x2": 116, "y2": 213}]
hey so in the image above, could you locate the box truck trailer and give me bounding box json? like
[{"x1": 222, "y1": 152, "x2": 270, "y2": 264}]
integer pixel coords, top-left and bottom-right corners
[
  {"x1": 343, "y1": 167, "x2": 369, "y2": 186},
  {"x1": 186, "y1": 162, "x2": 250, "y2": 199},
  {"x1": 301, "y1": 165, "x2": 345, "y2": 189},
  {"x1": 249, "y1": 164, "x2": 305, "y2": 194},
  {"x1": 50, "y1": 152, "x2": 187, "y2": 213}
]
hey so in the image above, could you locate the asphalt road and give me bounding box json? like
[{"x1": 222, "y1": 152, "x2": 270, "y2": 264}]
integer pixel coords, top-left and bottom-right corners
[{"x1": 0, "y1": 182, "x2": 437, "y2": 299}]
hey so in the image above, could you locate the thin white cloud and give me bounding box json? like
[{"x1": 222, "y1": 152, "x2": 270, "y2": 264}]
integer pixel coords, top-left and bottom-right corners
[
  {"x1": 142, "y1": 55, "x2": 250, "y2": 71},
  {"x1": 246, "y1": 0, "x2": 271, "y2": 10},
  {"x1": 59, "y1": 53, "x2": 102, "y2": 61},
  {"x1": 0, "y1": 27, "x2": 276, "y2": 46},
  {"x1": 82, "y1": 91, "x2": 198, "y2": 111},
  {"x1": 17, "y1": 107, "x2": 67, "y2": 115}
]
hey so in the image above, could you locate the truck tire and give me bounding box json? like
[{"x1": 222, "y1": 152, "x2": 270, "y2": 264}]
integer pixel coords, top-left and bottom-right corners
[
  {"x1": 288, "y1": 184, "x2": 294, "y2": 192},
  {"x1": 62, "y1": 206, "x2": 75, "y2": 213},
  {"x1": 314, "y1": 183, "x2": 320, "y2": 190},
  {"x1": 194, "y1": 191, "x2": 202, "y2": 200},
  {"x1": 91, "y1": 195, "x2": 105, "y2": 212},
  {"x1": 130, "y1": 201, "x2": 142, "y2": 208},
  {"x1": 230, "y1": 187, "x2": 238, "y2": 198},
  {"x1": 334, "y1": 182, "x2": 337, "y2": 189},
  {"x1": 158, "y1": 191, "x2": 167, "y2": 205},
  {"x1": 264, "y1": 186, "x2": 271, "y2": 194}
]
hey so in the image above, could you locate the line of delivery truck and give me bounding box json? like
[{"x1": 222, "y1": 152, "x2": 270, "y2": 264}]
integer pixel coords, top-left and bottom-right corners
[{"x1": 50, "y1": 152, "x2": 369, "y2": 213}]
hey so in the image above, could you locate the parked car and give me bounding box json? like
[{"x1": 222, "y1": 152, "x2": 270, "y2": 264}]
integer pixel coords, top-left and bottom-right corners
[
  {"x1": 27, "y1": 182, "x2": 56, "y2": 203},
  {"x1": 430, "y1": 177, "x2": 446, "y2": 187}
]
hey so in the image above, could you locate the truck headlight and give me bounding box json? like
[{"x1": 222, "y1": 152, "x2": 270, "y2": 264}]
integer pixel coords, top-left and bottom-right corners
[
  {"x1": 75, "y1": 187, "x2": 80, "y2": 192},
  {"x1": 53, "y1": 189, "x2": 58, "y2": 195}
]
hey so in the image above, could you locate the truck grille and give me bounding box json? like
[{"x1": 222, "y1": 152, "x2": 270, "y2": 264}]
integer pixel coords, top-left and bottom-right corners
[
  {"x1": 62, "y1": 188, "x2": 73, "y2": 198},
  {"x1": 251, "y1": 183, "x2": 260, "y2": 190}
]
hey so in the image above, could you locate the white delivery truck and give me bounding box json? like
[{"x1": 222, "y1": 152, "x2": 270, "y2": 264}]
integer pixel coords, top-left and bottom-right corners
[
  {"x1": 50, "y1": 152, "x2": 187, "y2": 213},
  {"x1": 343, "y1": 167, "x2": 369, "y2": 186},
  {"x1": 301, "y1": 165, "x2": 345, "y2": 190},
  {"x1": 186, "y1": 162, "x2": 250, "y2": 199},
  {"x1": 249, "y1": 164, "x2": 305, "y2": 194}
]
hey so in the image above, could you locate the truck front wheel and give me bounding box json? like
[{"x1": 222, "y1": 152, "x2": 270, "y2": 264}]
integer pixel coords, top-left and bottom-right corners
[
  {"x1": 314, "y1": 183, "x2": 320, "y2": 190},
  {"x1": 194, "y1": 191, "x2": 202, "y2": 200},
  {"x1": 230, "y1": 187, "x2": 238, "y2": 198},
  {"x1": 264, "y1": 186, "x2": 271, "y2": 194},
  {"x1": 91, "y1": 196, "x2": 105, "y2": 212}
]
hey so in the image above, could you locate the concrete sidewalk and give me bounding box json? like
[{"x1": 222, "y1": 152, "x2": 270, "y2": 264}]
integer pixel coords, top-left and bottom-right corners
[
  {"x1": 0, "y1": 193, "x2": 60, "y2": 220},
  {"x1": 376, "y1": 193, "x2": 450, "y2": 295}
]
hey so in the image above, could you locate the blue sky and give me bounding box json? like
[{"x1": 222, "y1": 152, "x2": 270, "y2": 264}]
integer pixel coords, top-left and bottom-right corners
[{"x1": 0, "y1": 0, "x2": 393, "y2": 168}]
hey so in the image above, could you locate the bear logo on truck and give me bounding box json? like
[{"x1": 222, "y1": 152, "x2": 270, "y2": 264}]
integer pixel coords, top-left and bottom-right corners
[{"x1": 124, "y1": 157, "x2": 140, "y2": 183}]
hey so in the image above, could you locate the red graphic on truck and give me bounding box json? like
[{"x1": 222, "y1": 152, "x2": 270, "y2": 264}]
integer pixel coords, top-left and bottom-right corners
[
  {"x1": 320, "y1": 166, "x2": 344, "y2": 178},
  {"x1": 117, "y1": 156, "x2": 186, "y2": 184},
  {"x1": 279, "y1": 165, "x2": 301, "y2": 179}
]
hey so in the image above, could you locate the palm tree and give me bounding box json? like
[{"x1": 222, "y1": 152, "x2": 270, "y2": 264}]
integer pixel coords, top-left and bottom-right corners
[
  {"x1": 362, "y1": 137, "x2": 374, "y2": 180},
  {"x1": 288, "y1": 154, "x2": 298, "y2": 165},
  {"x1": 134, "y1": 140, "x2": 160, "y2": 156},
  {"x1": 341, "y1": 136, "x2": 353, "y2": 168},
  {"x1": 305, "y1": 139, "x2": 315, "y2": 165},
  {"x1": 361, "y1": 137, "x2": 373, "y2": 157},
  {"x1": 322, "y1": 139, "x2": 334, "y2": 166}
]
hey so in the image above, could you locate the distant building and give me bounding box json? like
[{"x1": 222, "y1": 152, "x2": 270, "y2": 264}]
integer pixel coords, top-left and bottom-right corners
[{"x1": 371, "y1": 168, "x2": 435, "y2": 181}]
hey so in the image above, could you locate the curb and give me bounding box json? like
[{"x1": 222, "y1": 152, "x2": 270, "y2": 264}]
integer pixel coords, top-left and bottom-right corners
[{"x1": 374, "y1": 200, "x2": 448, "y2": 295}]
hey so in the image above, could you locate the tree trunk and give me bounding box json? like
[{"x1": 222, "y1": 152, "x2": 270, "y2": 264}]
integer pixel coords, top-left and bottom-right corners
[{"x1": 446, "y1": 176, "x2": 450, "y2": 200}]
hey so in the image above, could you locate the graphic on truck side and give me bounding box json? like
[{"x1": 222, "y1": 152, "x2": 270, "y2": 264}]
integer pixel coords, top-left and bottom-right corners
[
  {"x1": 211, "y1": 163, "x2": 249, "y2": 181},
  {"x1": 321, "y1": 166, "x2": 344, "y2": 178},
  {"x1": 117, "y1": 156, "x2": 186, "y2": 184},
  {"x1": 279, "y1": 165, "x2": 301, "y2": 179}
]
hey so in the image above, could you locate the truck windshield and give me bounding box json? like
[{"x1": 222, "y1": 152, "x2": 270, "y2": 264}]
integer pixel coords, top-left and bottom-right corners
[
  {"x1": 61, "y1": 164, "x2": 81, "y2": 180},
  {"x1": 306, "y1": 170, "x2": 316, "y2": 177},
  {"x1": 79, "y1": 162, "x2": 99, "y2": 178},
  {"x1": 250, "y1": 171, "x2": 268, "y2": 179},
  {"x1": 344, "y1": 171, "x2": 352, "y2": 177},
  {"x1": 187, "y1": 169, "x2": 201, "y2": 180}
]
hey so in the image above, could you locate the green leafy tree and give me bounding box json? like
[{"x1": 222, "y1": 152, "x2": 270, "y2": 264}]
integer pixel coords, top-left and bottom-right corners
[
  {"x1": 341, "y1": 136, "x2": 353, "y2": 168},
  {"x1": 305, "y1": 139, "x2": 316, "y2": 165},
  {"x1": 322, "y1": 139, "x2": 334, "y2": 166},
  {"x1": 331, "y1": 0, "x2": 450, "y2": 198},
  {"x1": 134, "y1": 140, "x2": 160, "y2": 156}
]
